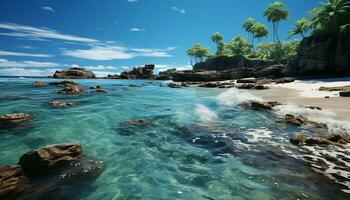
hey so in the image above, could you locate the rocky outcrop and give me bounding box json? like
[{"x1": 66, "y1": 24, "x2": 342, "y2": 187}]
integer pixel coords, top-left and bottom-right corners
[
  {"x1": 53, "y1": 68, "x2": 96, "y2": 79},
  {"x1": 287, "y1": 35, "x2": 350, "y2": 76},
  {"x1": 193, "y1": 55, "x2": 273, "y2": 71},
  {"x1": 319, "y1": 85, "x2": 350, "y2": 91},
  {"x1": 119, "y1": 64, "x2": 155, "y2": 79},
  {"x1": 0, "y1": 113, "x2": 32, "y2": 129},
  {"x1": 0, "y1": 143, "x2": 104, "y2": 200},
  {"x1": 340, "y1": 91, "x2": 350, "y2": 97}
]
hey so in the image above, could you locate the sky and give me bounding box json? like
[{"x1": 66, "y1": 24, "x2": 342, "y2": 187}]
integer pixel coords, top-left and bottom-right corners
[{"x1": 0, "y1": 0, "x2": 321, "y2": 77}]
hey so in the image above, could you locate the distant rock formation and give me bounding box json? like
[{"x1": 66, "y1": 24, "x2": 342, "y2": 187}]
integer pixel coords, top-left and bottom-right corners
[
  {"x1": 105, "y1": 64, "x2": 155, "y2": 79},
  {"x1": 193, "y1": 55, "x2": 274, "y2": 71},
  {"x1": 286, "y1": 35, "x2": 350, "y2": 76},
  {"x1": 53, "y1": 68, "x2": 96, "y2": 79}
]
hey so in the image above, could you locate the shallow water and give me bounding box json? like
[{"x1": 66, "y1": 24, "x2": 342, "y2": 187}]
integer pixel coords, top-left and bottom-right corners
[{"x1": 1, "y1": 78, "x2": 350, "y2": 200}]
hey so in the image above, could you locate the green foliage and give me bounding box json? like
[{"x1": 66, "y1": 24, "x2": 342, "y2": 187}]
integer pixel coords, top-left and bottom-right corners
[
  {"x1": 251, "y1": 23, "x2": 269, "y2": 42},
  {"x1": 211, "y1": 32, "x2": 225, "y2": 56},
  {"x1": 310, "y1": 0, "x2": 350, "y2": 36},
  {"x1": 186, "y1": 43, "x2": 210, "y2": 66},
  {"x1": 225, "y1": 36, "x2": 252, "y2": 56},
  {"x1": 289, "y1": 17, "x2": 310, "y2": 38}
]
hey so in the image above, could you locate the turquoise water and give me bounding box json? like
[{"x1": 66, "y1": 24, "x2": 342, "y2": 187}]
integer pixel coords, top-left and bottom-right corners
[{"x1": 0, "y1": 77, "x2": 349, "y2": 200}]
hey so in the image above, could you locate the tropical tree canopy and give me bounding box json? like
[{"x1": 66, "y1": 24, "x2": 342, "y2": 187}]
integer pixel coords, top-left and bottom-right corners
[
  {"x1": 289, "y1": 17, "x2": 310, "y2": 38},
  {"x1": 251, "y1": 23, "x2": 269, "y2": 41},
  {"x1": 263, "y1": 1, "x2": 289, "y2": 23},
  {"x1": 225, "y1": 36, "x2": 252, "y2": 56},
  {"x1": 243, "y1": 18, "x2": 256, "y2": 33},
  {"x1": 211, "y1": 32, "x2": 225, "y2": 56},
  {"x1": 186, "y1": 43, "x2": 210, "y2": 64},
  {"x1": 310, "y1": 0, "x2": 350, "y2": 35}
]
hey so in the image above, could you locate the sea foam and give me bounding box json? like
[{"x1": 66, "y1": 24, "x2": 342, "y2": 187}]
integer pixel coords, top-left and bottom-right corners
[
  {"x1": 216, "y1": 88, "x2": 263, "y2": 107},
  {"x1": 195, "y1": 104, "x2": 219, "y2": 123}
]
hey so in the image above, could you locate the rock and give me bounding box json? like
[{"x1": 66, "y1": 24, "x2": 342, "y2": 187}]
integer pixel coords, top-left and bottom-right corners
[
  {"x1": 0, "y1": 165, "x2": 28, "y2": 199},
  {"x1": 319, "y1": 85, "x2": 350, "y2": 91},
  {"x1": 105, "y1": 74, "x2": 121, "y2": 79},
  {"x1": 126, "y1": 119, "x2": 152, "y2": 127},
  {"x1": 120, "y1": 64, "x2": 155, "y2": 79},
  {"x1": 193, "y1": 55, "x2": 273, "y2": 71},
  {"x1": 32, "y1": 81, "x2": 47, "y2": 87},
  {"x1": 325, "y1": 96, "x2": 330, "y2": 98},
  {"x1": 181, "y1": 82, "x2": 189, "y2": 87},
  {"x1": 285, "y1": 114, "x2": 308, "y2": 126},
  {"x1": 290, "y1": 134, "x2": 305, "y2": 145},
  {"x1": 305, "y1": 106, "x2": 322, "y2": 110},
  {"x1": 53, "y1": 68, "x2": 95, "y2": 79},
  {"x1": 0, "y1": 113, "x2": 32, "y2": 129},
  {"x1": 50, "y1": 100, "x2": 76, "y2": 108},
  {"x1": 256, "y1": 78, "x2": 274, "y2": 84},
  {"x1": 327, "y1": 134, "x2": 349, "y2": 144},
  {"x1": 236, "y1": 83, "x2": 255, "y2": 89},
  {"x1": 156, "y1": 75, "x2": 172, "y2": 80},
  {"x1": 236, "y1": 77, "x2": 256, "y2": 83},
  {"x1": 250, "y1": 101, "x2": 281, "y2": 110},
  {"x1": 58, "y1": 85, "x2": 84, "y2": 94},
  {"x1": 167, "y1": 83, "x2": 181, "y2": 88},
  {"x1": 18, "y1": 143, "x2": 82, "y2": 178},
  {"x1": 339, "y1": 91, "x2": 350, "y2": 97},
  {"x1": 254, "y1": 85, "x2": 269, "y2": 90},
  {"x1": 288, "y1": 35, "x2": 350, "y2": 77},
  {"x1": 274, "y1": 77, "x2": 295, "y2": 84},
  {"x1": 198, "y1": 82, "x2": 218, "y2": 88},
  {"x1": 49, "y1": 80, "x2": 76, "y2": 87},
  {"x1": 254, "y1": 65, "x2": 284, "y2": 78}
]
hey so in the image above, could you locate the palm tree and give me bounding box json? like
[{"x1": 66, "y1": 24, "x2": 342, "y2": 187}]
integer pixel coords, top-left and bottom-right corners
[
  {"x1": 243, "y1": 18, "x2": 256, "y2": 49},
  {"x1": 211, "y1": 32, "x2": 224, "y2": 56},
  {"x1": 187, "y1": 43, "x2": 210, "y2": 64},
  {"x1": 251, "y1": 23, "x2": 269, "y2": 43},
  {"x1": 186, "y1": 48, "x2": 196, "y2": 67},
  {"x1": 263, "y1": 1, "x2": 289, "y2": 62},
  {"x1": 310, "y1": 0, "x2": 350, "y2": 35},
  {"x1": 289, "y1": 18, "x2": 310, "y2": 39}
]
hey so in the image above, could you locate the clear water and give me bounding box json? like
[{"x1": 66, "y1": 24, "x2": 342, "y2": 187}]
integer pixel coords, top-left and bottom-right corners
[{"x1": 0, "y1": 77, "x2": 349, "y2": 200}]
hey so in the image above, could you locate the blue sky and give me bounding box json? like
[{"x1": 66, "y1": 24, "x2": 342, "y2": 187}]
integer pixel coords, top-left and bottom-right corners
[{"x1": 0, "y1": 0, "x2": 320, "y2": 77}]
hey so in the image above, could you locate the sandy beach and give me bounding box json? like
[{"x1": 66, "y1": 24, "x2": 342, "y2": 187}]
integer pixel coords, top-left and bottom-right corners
[{"x1": 264, "y1": 77, "x2": 350, "y2": 121}]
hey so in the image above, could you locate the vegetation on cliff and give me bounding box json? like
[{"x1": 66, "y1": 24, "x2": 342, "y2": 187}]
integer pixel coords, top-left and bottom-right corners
[{"x1": 186, "y1": 0, "x2": 350, "y2": 66}]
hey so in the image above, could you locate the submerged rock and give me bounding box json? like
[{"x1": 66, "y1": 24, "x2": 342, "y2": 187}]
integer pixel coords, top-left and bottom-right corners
[
  {"x1": 0, "y1": 143, "x2": 104, "y2": 200},
  {"x1": 285, "y1": 114, "x2": 308, "y2": 126},
  {"x1": 126, "y1": 119, "x2": 152, "y2": 127},
  {"x1": 0, "y1": 113, "x2": 32, "y2": 129},
  {"x1": 53, "y1": 68, "x2": 95, "y2": 79},
  {"x1": 58, "y1": 85, "x2": 85, "y2": 94},
  {"x1": 167, "y1": 83, "x2": 181, "y2": 88},
  {"x1": 50, "y1": 100, "x2": 76, "y2": 108},
  {"x1": 32, "y1": 81, "x2": 47, "y2": 87},
  {"x1": 250, "y1": 101, "x2": 281, "y2": 110},
  {"x1": 49, "y1": 80, "x2": 76, "y2": 87}
]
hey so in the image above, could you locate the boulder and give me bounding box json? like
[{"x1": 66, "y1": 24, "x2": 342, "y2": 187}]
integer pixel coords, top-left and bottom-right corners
[
  {"x1": 290, "y1": 134, "x2": 305, "y2": 145},
  {"x1": 18, "y1": 143, "x2": 82, "y2": 178},
  {"x1": 58, "y1": 85, "x2": 84, "y2": 94},
  {"x1": 198, "y1": 82, "x2": 219, "y2": 88},
  {"x1": 274, "y1": 77, "x2": 295, "y2": 84},
  {"x1": 50, "y1": 100, "x2": 76, "y2": 108},
  {"x1": 319, "y1": 85, "x2": 350, "y2": 91},
  {"x1": 285, "y1": 114, "x2": 308, "y2": 126},
  {"x1": 53, "y1": 68, "x2": 95, "y2": 79},
  {"x1": 236, "y1": 83, "x2": 255, "y2": 89},
  {"x1": 339, "y1": 91, "x2": 350, "y2": 97},
  {"x1": 49, "y1": 80, "x2": 76, "y2": 87},
  {"x1": 32, "y1": 81, "x2": 47, "y2": 87},
  {"x1": 0, "y1": 113, "x2": 32, "y2": 129},
  {"x1": 167, "y1": 83, "x2": 181, "y2": 88},
  {"x1": 0, "y1": 165, "x2": 28, "y2": 200},
  {"x1": 250, "y1": 101, "x2": 281, "y2": 110},
  {"x1": 254, "y1": 85, "x2": 269, "y2": 90},
  {"x1": 290, "y1": 134, "x2": 347, "y2": 146}
]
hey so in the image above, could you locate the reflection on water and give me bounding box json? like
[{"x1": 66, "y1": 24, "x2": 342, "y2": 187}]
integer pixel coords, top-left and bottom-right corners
[{"x1": 0, "y1": 78, "x2": 349, "y2": 200}]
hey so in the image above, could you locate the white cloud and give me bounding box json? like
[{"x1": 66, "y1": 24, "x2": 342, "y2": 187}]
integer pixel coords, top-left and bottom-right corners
[
  {"x1": 70, "y1": 64, "x2": 116, "y2": 70},
  {"x1": 42, "y1": 6, "x2": 55, "y2": 13},
  {"x1": 130, "y1": 28, "x2": 145, "y2": 32},
  {"x1": 0, "y1": 50, "x2": 53, "y2": 58},
  {"x1": 127, "y1": 0, "x2": 138, "y2": 3},
  {"x1": 63, "y1": 46, "x2": 134, "y2": 60},
  {"x1": 0, "y1": 22, "x2": 97, "y2": 43},
  {"x1": 0, "y1": 58, "x2": 60, "y2": 68},
  {"x1": 172, "y1": 6, "x2": 186, "y2": 14},
  {"x1": 0, "y1": 68, "x2": 57, "y2": 76},
  {"x1": 63, "y1": 45, "x2": 175, "y2": 60}
]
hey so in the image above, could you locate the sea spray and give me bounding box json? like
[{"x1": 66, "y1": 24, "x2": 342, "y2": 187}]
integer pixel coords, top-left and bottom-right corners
[
  {"x1": 195, "y1": 104, "x2": 219, "y2": 123},
  {"x1": 216, "y1": 88, "x2": 263, "y2": 107}
]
